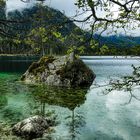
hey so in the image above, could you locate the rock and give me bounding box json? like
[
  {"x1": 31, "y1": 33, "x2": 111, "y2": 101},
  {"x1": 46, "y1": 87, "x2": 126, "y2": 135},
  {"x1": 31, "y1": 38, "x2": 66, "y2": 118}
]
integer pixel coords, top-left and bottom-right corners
[
  {"x1": 48, "y1": 63, "x2": 55, "y2": 70},
  {"x1": 21, "y1": 53, "x2": 95, "y2": 87},
  {"x1": 12, "y1": 115, "x2": 49, "y2": 139}
]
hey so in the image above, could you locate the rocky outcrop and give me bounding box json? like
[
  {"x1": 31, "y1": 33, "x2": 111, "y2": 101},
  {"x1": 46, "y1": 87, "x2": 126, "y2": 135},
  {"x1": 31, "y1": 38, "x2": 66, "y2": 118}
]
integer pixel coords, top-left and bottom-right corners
[
  {"x1": 21, "y1": 53, "x2": 95, "y2": 87},
  {"x1": 12, "y1": 115, "x2": 49, "y2": 139}
]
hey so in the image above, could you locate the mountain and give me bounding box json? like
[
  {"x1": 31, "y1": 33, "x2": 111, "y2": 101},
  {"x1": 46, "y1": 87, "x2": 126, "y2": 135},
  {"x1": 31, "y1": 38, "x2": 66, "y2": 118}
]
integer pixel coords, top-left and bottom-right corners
[
  {"x1": 7, "y1": 5, "x2": 88, "y2": 39},
  {"x1": 94, "y1": 34, "x2": 140, "y2": 48},
  {"x1": 1, "y1": 4, "x2": 140, "y2": 55},
  {"x1": 0, "y1": 4, "x2": 90, "y2": 54}
]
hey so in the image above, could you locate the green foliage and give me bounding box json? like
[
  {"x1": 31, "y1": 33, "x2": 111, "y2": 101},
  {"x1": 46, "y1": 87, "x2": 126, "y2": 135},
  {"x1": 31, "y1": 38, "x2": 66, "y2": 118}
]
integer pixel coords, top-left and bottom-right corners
[
  {"x1": 104, "y1": 64, "x2": 140, "y2": 104},
  {"x1": 75, "y1": 0, "x2": 140, "y2": 33},
  {"x1": 99, "y1": 45, "x2": 109, "y2": 55},
  {"x1": 0, "y1": 0, "x2": 5, "y2": 7},
  {"x1": 24, "y1": 2, "x2": 65, "y2": 56},
  {"x1": 27, "y1": 56, "x2": 55, "y2": 76},
  {"x1": 25, "y1": 3, "x2": 66, "y2": 56},
  {"x1": 26, "y1": 27, "x2": 48, "y2": 55}
]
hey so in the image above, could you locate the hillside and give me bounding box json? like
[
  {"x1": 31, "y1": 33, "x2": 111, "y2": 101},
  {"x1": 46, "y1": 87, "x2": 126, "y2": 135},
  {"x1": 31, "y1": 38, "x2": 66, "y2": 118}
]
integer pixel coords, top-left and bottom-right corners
[
  {"x1": 0, "y1": 4, "x2": 90, "y2": 54},
  {"x1": 94, "y1": 34, "x2": 140, "y2": 48},
  {"x1": 7, "y1": 6, "x2": 79, "y2": 36}
]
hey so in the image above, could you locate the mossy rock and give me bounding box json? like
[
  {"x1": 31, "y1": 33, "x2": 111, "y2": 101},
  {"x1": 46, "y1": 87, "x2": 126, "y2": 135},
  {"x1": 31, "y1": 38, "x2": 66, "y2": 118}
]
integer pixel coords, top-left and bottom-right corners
[
  {"x1": 27, "y1": 56, "x2": 55, "y2": 76},
  {"x1": 21, "y1": 74, "x2": 26, "y2": 81},
  {"x1": 39, "y1": 56, "x2": 55, "y2": 65},
  {"x1": 28, "y1": 62, "x2": 39, "y2": 73},
  {"x1": 21, "y1": 53, "x2": 95, "y2": 88},
  {"x1": 56, "y1": 59, "x2": 95, "y2": 87}
]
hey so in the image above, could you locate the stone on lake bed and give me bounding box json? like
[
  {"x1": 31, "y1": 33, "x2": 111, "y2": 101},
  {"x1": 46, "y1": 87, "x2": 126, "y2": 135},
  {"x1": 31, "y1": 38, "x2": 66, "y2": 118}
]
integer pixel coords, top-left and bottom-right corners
[
  {"x1": 12, "y1": 115, "x2": 49, "y2": 139},
  {"x1": 21, "y1": 53, "x2": 96, "y2": 87}
]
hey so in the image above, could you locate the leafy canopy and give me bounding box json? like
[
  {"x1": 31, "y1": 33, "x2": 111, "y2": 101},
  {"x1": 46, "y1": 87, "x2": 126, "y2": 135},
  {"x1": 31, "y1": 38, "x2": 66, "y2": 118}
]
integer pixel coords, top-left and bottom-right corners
[{"x1": 75, "y1": 0, "x2": 140, "y2": 34}]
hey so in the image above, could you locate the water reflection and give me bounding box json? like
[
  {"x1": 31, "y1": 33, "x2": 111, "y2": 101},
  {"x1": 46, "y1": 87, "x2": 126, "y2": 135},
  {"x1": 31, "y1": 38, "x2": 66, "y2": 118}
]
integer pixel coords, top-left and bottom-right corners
[
  {"x1": 66, "y1": 110, "x2": 85, "y2": 140},
  {"x1": 0, "y1": 56, "x2": 39, "y2": 72},
  {"x1": 0, "y1": 95, "x2": 7, "y2": 109},
  {"x1": 0, "y1": 57, "x2": 140, "y2": 140},
  {"x1": 28, "y1": 85, "x2": 88, "y2": 139}
]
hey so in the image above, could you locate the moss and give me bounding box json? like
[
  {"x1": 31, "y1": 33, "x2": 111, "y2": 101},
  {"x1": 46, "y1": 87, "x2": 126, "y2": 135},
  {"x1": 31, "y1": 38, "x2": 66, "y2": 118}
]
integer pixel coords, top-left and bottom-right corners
[
  {"x1": 28, "y1": 56, "x2": 55, "y2": 76},
  {"x1": 28, "y1": 62, "x2": 39, "y2": 73},
  {"x1": 39, "y1": 56, "x2": 55, "y2": 65},
  {"x1": 21, "y1": 75, "x2": 26, "y2": 81},
  {"x1": 0, "y1": 123, "x2": 22, "y2": 140},
  {"x1": 32, "y1": 66, "x2": 46, "y2": 75}
]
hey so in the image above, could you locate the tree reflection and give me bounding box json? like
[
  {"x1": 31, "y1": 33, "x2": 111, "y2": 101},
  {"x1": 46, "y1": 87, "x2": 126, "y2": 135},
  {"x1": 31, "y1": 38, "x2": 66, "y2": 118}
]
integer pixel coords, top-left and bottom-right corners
[
  {"x1": 0, "y1": 95, "x2": 7, "y2": 109},
  {"x1": 0, "y1": 80, "x2": 8, "y2": 109},
  {"x1": 28, "y1": 84, "x2": 88, "y2": 139},
  {"x1": 66, "y1": 110, "x2": 85, "y2": 140}
]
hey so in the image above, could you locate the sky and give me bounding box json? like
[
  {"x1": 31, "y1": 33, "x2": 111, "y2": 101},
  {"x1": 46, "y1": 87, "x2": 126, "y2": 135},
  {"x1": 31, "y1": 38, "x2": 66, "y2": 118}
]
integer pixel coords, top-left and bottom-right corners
[
  {"x1": 6, "y1": 0, "x2": 140, "y2": 36},
  {"x1": 6, "y1": 0, "x2": 78, "y2": 16}
]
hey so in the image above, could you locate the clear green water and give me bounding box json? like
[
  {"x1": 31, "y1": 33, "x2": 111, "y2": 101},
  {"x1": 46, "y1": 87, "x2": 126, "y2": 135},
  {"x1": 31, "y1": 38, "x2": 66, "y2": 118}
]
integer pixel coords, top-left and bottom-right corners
[{"x1": 0, "y1": 57, "x2": 140, "y2": 140}]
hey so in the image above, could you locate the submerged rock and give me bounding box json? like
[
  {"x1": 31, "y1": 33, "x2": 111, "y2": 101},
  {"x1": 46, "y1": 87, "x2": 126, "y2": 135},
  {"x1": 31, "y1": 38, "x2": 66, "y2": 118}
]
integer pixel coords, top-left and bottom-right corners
[
  {"x1": 12, "y1": 115, "x2": 48, "y2": 139},
  {"x1": 21, "y1": 53, "x2": 95, "y2": 87},
  {"x1": 0, "y1": 122, "x2": 21, "y2": 140}
]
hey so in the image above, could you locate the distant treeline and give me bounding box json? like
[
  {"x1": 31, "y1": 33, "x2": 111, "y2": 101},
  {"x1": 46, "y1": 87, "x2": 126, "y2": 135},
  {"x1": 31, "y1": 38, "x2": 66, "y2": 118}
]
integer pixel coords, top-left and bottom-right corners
[
  {"x1": 89, "y1": 44, "x2": 140, "y2": 56},
  {"x1": 94, "y1": 34, "x2": 140, "y2": 48}
]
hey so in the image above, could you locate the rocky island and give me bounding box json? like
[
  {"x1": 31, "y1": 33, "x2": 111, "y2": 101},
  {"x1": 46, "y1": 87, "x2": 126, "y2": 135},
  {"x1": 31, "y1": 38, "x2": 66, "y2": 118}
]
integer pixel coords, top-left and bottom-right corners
[{"x1": 21, "y1": 53, "x2": 95, "y2": 87}]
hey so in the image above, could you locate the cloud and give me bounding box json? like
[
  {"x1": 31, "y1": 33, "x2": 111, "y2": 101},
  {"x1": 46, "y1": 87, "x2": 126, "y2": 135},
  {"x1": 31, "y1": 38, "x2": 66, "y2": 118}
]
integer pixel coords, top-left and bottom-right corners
[
  {"x1": 6, "y1": 0, "x2": 90, "y2": 29},
  {"x1": 6, "y1": 0, "x2": 34, "y2": 12},
  {"x1": 6, "y1": 0, "x2": 140, "y2": 36},
  {"x1": 6, "y1": 0, "x2": 78, "y2": 16},
  {"x1": 45, "y1": 0, "x2": 78, "y2": 16}
]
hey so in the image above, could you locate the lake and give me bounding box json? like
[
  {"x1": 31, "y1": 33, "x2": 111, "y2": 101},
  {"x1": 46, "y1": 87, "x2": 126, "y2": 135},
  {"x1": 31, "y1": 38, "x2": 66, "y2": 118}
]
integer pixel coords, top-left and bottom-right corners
[{"x1": 0, "y1": 56, "x2": 140, "y2": 140}]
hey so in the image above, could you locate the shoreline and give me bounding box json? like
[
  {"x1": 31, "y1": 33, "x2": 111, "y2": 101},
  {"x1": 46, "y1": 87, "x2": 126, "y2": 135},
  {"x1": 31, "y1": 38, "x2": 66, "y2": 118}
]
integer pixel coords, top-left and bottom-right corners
[
  {"x1": 80, "y1": 55, "x2": 140, "y2": 59},
  {"x1": 0, "y1": 54, "x2": 140, "y2": 60},
  {"x1": 0, "y1": 54, "x2": 38, "y2": 56}
]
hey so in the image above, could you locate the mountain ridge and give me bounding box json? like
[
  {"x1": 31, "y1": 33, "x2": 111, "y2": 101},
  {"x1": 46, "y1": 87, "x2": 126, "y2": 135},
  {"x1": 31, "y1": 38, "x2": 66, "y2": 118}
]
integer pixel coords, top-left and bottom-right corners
[{"x1": 94, "y1": 34, "x2": 140, "y2": 48}]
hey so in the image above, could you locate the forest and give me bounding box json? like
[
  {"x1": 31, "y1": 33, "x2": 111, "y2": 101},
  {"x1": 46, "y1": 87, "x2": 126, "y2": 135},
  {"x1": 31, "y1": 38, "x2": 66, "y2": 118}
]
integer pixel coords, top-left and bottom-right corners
[{"x1": 1, "y1": 0, "x2": 140, "y2": 56}]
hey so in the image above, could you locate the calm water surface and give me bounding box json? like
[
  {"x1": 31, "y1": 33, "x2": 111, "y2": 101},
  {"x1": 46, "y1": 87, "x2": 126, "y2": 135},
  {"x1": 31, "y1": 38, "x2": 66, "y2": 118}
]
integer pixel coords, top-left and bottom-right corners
[{"x1": 0, "y1": 56, "x2": 140, "y2": 140}]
